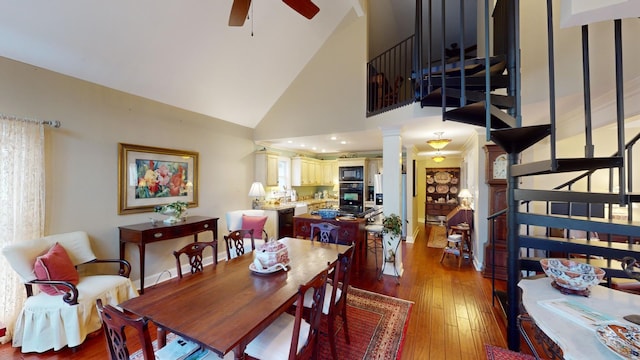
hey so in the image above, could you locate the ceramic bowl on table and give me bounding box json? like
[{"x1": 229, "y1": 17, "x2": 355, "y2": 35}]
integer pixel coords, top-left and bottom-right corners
[
  {"x1": 317, "y1": 209, "x2": 339, "y2": 219},
  {"x1": 540, "y1": 258, "x2": 606, "y2": 291}
]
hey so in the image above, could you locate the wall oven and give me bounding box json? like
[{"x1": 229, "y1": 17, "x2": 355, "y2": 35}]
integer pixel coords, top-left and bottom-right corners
[
  {"x1": 339, "y1": 166, "x2": 364, "y2": 182},
  {"x1": 339, "y1": 182, "x2": 364, "y2": 214}
]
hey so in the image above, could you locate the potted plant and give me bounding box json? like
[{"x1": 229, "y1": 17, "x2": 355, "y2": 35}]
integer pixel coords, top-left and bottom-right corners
[
  {"x1": 154, "y1": 201, "x2": 188, "y2": 223},
  {"x1": 381, "y1": 213, "x2": 403, "y2": 262}
]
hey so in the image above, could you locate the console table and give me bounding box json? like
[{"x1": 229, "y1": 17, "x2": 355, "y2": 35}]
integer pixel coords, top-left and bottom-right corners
[
  {"x1": 119, "y1": 216, "x2": 218, "y2": 293},
  {"x1": 519, "y1": 277, "x2": 640, "y2": 359}
]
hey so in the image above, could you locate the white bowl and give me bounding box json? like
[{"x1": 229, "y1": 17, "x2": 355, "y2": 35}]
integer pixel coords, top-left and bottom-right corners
[{"x1": 540, "y1": 258, "x2": 605, "y2": 291}]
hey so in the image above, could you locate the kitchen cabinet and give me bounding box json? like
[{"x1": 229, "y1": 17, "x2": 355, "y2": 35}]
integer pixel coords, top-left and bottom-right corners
[
  {"x1": 255, "y1": 151, "x2": 279, "y2": 187},
  {"x1": 292, "y1": 157, "x2": 330, "y2": 186},
  {"x1": 322, "y1": 160, "x2": 337, "y2": 185}
]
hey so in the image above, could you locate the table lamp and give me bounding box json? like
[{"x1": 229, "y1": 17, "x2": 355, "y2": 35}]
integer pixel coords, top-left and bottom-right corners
[
  {"x1": 458, "y1": 188, "x2": 473, "y2": 209},
  {"x1": 248, "y1": 182, "x2": 265, "y2": 209}
]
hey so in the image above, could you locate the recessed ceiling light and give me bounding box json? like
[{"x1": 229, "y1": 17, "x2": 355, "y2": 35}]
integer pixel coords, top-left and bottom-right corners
[
  {"x1": 312, "y1": 146, "x2": 317, "y2": 150},
  {"x1": 331, "y1": 136, "x2": 337, "y2": 141},
  {"x1": 287, "y1": 140, "x2": 293, "y2": 144},
  {"x1": 340, "y1": 141, "x2": 347, "y2": 145}
]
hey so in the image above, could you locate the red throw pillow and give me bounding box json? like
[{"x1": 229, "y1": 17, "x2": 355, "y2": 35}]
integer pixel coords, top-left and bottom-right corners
[
  {"x1": 33, "y1": 242, "x2": 80, "y2": 296},
  {"x1": 242, "y1": 215, "x2": 268, "y2": 239}
]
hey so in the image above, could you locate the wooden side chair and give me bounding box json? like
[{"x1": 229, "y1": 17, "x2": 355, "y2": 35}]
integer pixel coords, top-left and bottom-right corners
[
  {"x1": 96, "y1": 298, "x2": 155, "y2": 360},
  {"x1": 244, "y1": 269, "x2": 329, "y2": 360},
  {"x1": 310, "y1": 222, "x2": 340, "y2": 244},
  {"x1": 223, "y1": 229, "x2": 256, "y2": 260},
  {"x1": 303, "y1": 246, "x2": 355, "y2": 360},
  {"x1": 173, "y1": 241, "x2": 217, "y2": 278}
]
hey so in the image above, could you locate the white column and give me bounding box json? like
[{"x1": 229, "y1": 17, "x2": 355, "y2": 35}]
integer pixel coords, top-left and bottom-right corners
[{"x1": 381, "y1": 126, "x2": 403, "y2": 277}]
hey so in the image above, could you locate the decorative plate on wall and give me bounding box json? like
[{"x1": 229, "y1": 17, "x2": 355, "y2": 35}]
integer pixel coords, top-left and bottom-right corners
[
  {"x1": 434, "y1": 171, "x2": 451, "y2": 184},
  {"x1": 427, "y1": 177, "x2": 434, "y2": 184},
  {"x1": 451, "y1": 177, "x2": 458, "y2": 184},
  {"x1": 436, "y1": 184, "x2": 449, "y2": 193},
  {"x1": 427, "y1": 186, "x2": 435, "y2": 193},
  {"x1": 450, "y1": 186, "x2": 458, "y2": 194}
]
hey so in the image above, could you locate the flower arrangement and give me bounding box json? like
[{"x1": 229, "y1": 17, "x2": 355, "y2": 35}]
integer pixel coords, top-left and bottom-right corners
[
  {"x1": 381, "y1": 213, "x2": 404, "y2": 261},
  {"x1": 154, "y1": 201, "x2": 188, "y2": 223}
]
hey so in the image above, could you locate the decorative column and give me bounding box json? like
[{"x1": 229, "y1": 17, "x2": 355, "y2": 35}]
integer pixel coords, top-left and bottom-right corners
[{"x1": 381, "y1": 126, "x2": 403, "y2": 278}]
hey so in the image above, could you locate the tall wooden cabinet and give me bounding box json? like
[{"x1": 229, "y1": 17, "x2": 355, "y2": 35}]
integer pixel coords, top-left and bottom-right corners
[
  {"x1": 425, "y1": 167, "x2": 460, "y2": 219},
  {"x1": 482, "y1": 144, "x2": 508, "y2": 280}
]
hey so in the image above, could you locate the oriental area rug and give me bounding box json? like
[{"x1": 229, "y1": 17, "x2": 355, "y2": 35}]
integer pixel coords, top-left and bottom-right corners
[
  {"x1": 130, "y1": 287, "x2": 412, "y2": 360},
  {"x1": 485, "y1": 344, "x2": 536, "y2": 360},
  {"x1": 427, "y1": 225, "x2": 448, "y2": 248}
]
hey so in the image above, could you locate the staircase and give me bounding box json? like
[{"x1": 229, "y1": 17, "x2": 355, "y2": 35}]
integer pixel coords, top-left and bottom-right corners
[{"x1": 411, "y1": 0, "x2": 640, "y2": 352}]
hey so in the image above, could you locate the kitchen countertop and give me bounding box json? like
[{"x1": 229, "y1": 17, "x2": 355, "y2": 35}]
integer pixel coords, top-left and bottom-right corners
[{"x1": 260, "y1": 199, "x2": 338, "y2": 211}]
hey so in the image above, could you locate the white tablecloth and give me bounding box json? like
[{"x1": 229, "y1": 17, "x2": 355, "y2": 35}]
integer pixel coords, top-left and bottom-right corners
[{"x1": 519, "y1": 277, "x2": 640, "y2": 359}]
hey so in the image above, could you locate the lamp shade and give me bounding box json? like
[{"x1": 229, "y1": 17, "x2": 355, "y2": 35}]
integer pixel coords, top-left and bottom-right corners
[
  {"x1": 248, "y1": 182, "x2": 265, "y2": 197},
  {"x1": 458, "y1": 188, "x2": 472, "y2": 199}
]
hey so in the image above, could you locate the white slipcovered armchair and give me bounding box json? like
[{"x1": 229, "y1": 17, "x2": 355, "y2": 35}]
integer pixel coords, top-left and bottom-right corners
[
  {"x1": 1, "y1": 231, "x2": 138, "y2": 353},
  {"x1": 225, "y1": 209, "x2": 269, "y2": 241}
]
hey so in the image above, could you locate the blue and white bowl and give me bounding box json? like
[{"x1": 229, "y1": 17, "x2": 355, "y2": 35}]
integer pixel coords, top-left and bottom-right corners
[
  {"x1": 317, "y1": 209, "x2": 339, "y2": 219},
  {"x1": 540, "y1": 258, "x2": 605, "y2": 291}
]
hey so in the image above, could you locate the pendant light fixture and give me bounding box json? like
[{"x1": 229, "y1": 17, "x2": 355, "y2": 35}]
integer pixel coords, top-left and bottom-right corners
[
  {"x1": 432, "y1": 151, "x2": 446, "y2": 163},
  {"x1": 426, "y1": 132, "x2": 452, "y2": 150}
]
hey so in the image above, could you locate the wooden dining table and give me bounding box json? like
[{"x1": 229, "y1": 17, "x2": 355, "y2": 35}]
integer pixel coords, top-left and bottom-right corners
[{"x1": 119, "y1": 237, "x2": 351, "y2": 360}]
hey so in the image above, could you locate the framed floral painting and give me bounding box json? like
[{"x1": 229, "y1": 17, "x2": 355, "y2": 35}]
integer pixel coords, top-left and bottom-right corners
[{"x1": 118, "y1": 143, "x2": 198, "y2": 214}]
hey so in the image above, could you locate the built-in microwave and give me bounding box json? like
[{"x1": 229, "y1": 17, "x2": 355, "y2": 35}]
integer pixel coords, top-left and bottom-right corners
[{"x1": 339, "y1": 166, "x2": 364, "y2": 182}]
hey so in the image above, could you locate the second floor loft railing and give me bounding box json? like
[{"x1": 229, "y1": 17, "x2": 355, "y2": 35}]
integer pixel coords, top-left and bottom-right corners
[{"x1": 366, "y1": 35, "x2": 415, "y2": 117}]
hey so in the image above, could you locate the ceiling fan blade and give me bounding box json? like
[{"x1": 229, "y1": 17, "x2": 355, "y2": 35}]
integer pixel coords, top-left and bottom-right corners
[
  {"x1": 229, "y1": 0, "x2": 251, "y2": 26},
  {"x1": 282, "y1": 0, "x2": 320, "y2": 20}
]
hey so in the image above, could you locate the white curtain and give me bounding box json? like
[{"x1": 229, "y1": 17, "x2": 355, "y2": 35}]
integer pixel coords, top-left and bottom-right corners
[{"x1": 0, "y1": 115, "x2": 45, "y2": 344}]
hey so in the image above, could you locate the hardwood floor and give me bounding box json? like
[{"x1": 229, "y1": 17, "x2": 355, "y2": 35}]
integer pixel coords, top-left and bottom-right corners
[{"x1": 0, "y1": 224, "x2": 514, "y2": 359}]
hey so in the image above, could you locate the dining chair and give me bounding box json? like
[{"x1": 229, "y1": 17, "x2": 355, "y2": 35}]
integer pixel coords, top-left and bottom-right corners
[
  {"x1": 173, "y1": 241, "x2": 217, "y2": 278},
  {"x1": 244, "y1": 269, "x2": 329, "y2": 360},
  {"x1": 303, "y1": 246, "x2": 356, "y2": 360},
  {"x1": 223, "y1": 229, "x2": 256, "y2": 260},
  {"x1": 309, "y1": 222, "x2": 340, "y2": 244},
  {"x1": 96, "y1": 298, "x2": 155, "y2": 360}
]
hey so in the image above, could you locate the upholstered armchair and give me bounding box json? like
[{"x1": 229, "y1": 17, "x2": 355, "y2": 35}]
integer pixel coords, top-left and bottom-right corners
[
  {"x1": 225, "y1": 209, "x2": 269, "y2": 241},
  {"x1": 1, "y1": 231, "x2": 138, "y2": 353}
]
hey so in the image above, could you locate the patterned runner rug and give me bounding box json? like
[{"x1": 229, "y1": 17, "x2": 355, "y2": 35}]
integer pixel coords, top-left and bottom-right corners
[
  {"x1": 130, "y1": 287, "x2": 412, "y2": 360},
  {"x1": 485, "y1": 344, "x2": 536, "y2": 360},
  {"x1": 427, "y1": 225, "x2": 448, "y2": 248}
]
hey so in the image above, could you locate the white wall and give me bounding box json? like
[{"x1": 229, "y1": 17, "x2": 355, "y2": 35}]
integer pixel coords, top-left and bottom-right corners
[{"x1": 0, "y1": 56, "x2": 257, "y2": 287}]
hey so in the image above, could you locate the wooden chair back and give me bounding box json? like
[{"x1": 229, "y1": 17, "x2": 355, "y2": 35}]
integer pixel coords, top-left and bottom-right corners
[
  {"x1": 325, "y1": 246, "x2": 355, "y2": 359},
  {"x1": 290, "y1": 269, "x2": 328, "y2": 359},
  {"x1": 310, "y1": 222, "x2": 340, "y2": 244},
  {"x1": 173, "y1": 241, "x2": 217, "y2": 278},
  {"x1": 96, "y1": 298, "x2": 155, "y2": 360},
  {"x1": 223, "y1": 229, "x2": 255, "y2": 260}
]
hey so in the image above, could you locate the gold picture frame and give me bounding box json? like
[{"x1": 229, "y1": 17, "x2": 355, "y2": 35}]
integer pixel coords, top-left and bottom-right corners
[{"x1": 118, "y1": 143, "x2": 198, "y2": 215}]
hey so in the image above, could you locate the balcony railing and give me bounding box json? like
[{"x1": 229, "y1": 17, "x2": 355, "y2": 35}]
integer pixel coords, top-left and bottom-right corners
[{"x1": 366, "y1": 35, "x2": 415, "y2": 117}]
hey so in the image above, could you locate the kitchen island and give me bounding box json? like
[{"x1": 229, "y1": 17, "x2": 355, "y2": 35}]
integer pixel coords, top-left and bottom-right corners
[{"x1": 293, "y1": 213, "x2": 366, "y2": 266}]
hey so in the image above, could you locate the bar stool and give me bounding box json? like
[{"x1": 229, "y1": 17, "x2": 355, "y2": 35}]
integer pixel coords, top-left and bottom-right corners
[
  {"x1": 440, "y1": 232, "x2": 464, "y2": 267},
  {"x1": 365, "y1": 222, "x2": 384, "y2": 270}
]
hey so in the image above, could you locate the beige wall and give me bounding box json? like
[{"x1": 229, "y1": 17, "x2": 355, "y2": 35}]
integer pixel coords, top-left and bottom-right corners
[
  {"x1": 254, "y1": 10, "x2": 370, "y2": 141},
  {"x1": 0, "y1": 57, "x2": 256, "y2": 286}
]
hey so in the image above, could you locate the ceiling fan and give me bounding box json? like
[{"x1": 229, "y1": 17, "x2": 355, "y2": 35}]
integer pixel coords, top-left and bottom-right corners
[{"x1": 229, "y1": 0, "x2": 320, "y2": 26}]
